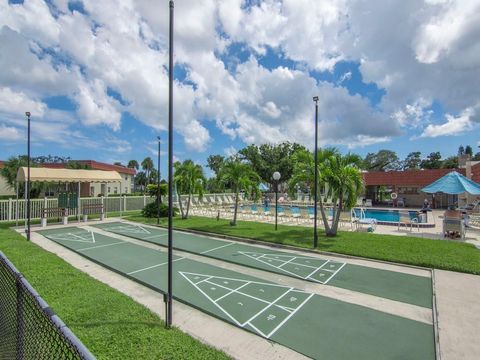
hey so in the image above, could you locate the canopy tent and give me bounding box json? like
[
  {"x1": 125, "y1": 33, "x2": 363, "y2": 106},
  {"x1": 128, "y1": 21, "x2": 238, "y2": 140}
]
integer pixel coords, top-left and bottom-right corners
[
  {"x1": 16, "y1": 167, "x2": 121, "y2": 183},
  {"x1": 15, "y1": 167, "x2": 123, "y2": 226},
  {"x1": 421, "y1": 171, "x2": 480, "y2": 195},
  {"x1": 259, "y1": 183, "x2": 269, "y2": 192}
]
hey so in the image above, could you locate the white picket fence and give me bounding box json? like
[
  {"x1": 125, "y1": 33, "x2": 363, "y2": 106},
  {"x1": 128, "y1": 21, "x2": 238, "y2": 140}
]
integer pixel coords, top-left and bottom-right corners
[{"x1": 0, "y1": 193, "x2": 235, "y2": 222}]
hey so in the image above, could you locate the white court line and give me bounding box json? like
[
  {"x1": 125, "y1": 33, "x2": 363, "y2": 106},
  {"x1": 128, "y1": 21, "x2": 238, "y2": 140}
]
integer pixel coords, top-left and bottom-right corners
[
  {"x1": 246, "y1": 322, "x2": 269, "y2": 338},
  {"x1": 127, "y1": 257, "x2": 186, "y2": 275},
  {"x1": 322, "y1": 262, "x2": 347, "y2": 285},
  {"x1": 213, "y1": 282, "x2": 251, "y2": 303},
  {"x1": 78, "y1": 241, "x2": 127, "y2": 252},
  {"x1": 277, "y1": 256, "x2": 298, "y2": 269},
  {"x1": 305, "y1": 260, "x2": 330, "y2": 279},
  {"x1": 242, "y1": 288, "x2": 294, "y2": 326},
  {"x1": 266, "y1": 293, "x2": 314, "y2": 338},
  {"x1": 179, "y1": 272, "x2": 294, "y2": 288},
  {"x1": 179, "y1": 272, "x2": 243, "y2": 327},
  {"x1": 200, "y1": 242, "x2": 234, "y2": 255}
]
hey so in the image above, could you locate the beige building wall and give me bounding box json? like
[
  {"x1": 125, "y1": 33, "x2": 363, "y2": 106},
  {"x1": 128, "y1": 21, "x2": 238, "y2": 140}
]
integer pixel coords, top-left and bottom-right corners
[
  {"x1": 88, "y1": 173, "x2": 134, "y2": 196},
  {"x1": 0, "y1": 175, "x2": 15, "y2": 197}
]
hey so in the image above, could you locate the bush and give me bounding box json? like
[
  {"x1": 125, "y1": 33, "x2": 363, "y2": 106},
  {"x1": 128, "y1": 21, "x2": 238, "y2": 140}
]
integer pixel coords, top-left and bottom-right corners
[{"x1": 142, "y1": 202, "x2": 178, "y2": 218}]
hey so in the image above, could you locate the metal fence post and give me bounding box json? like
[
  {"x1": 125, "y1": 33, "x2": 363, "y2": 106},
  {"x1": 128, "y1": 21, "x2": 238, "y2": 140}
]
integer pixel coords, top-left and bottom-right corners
[{"x1": 123, "y1": 195, "x2": 127, "y2": 213}]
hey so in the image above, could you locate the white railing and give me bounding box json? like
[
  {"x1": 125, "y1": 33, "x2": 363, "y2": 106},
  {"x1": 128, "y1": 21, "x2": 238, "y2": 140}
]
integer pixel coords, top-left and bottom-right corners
[{"x1": 0, "y1": 193, "x2": 237, "y2": 222}]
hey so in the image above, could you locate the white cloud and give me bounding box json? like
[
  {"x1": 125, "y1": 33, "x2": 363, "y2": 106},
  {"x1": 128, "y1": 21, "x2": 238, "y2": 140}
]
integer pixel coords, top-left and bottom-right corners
[
  {"x1": 0, "y1": 124, "x2": 22, "y2": 141},
  {"x1": 421, "y1": 107, "x2": 478, "y2": 138},
  {"x1": 224, "y1": 146, "x2": 237, "y2": 157}
]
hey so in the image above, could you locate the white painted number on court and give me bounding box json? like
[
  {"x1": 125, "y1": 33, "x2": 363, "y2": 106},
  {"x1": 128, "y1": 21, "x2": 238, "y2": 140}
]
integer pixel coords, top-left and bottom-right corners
[
  {"x1": 267, "y1": 314, "x2": 276, "y2": 321},
  {"x1": 290, "y1": 297, "x2": 297, "y2": 302}
]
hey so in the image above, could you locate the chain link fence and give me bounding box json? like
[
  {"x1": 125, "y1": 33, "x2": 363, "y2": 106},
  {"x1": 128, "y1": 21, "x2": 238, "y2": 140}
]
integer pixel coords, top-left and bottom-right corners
[{"x1": 0, "y1": 251, "x2": 95, "y2": 360}]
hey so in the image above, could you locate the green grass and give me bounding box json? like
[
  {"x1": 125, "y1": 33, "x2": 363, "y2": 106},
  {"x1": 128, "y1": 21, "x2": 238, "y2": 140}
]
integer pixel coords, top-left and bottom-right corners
[
  {"x1": 126, "y1": 215, "x2": 480, "y2": 275},
  {"x1": 0, "y1": 222, "x2": 230, "y2": 360}
]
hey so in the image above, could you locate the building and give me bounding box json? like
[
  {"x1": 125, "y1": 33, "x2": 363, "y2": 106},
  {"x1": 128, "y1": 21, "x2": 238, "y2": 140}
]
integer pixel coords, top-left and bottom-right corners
[
  {"x1": 0, "y1": 161, "x2": 15, "y2": 197},
  {"x1": 42, "y1": 160, "x2": 136, "y2": 197},
  {"x1": 363, "y1": 159, "x2": 480, "y2": 208}
]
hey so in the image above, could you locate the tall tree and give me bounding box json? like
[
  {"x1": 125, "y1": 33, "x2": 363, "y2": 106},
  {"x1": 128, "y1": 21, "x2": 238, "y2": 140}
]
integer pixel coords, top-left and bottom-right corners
[
  {"x1": 0, "y1": 156, "x2": 42, "y2": 198},
  {"x1": 458, "y1": 146, "x2": 465, "y2": 156},
  {"x1": 421, "y1": 152, "x2": 442, "y2": 169},
  {"x1": 141, "y1": 157, "x2": 154, "y2": 186},
  {"x1": 362, "y1": 150, "x2": 401, "y2": 171},
  {"x1": 174, "y1": 160, "x2": 205, "y2": 219},
  {"x1": 289, "y1": 148, "x2": 363, "y2": 237},
  {"x1": 135, "y1": 171, "x2": 147, "y2": 191},
  {"x1": 219, "y1": 158, "x2": 261, "y2": 226},
  {"x1": 238, "y1": 142, "x2": 307, "y2": 187},
  {"x1": 465, "y1": 145, "x2": 473, "y2": 156},
  {"x1": 206, "y1": 155, "x2": 225, "y2": 177},
  {"x1": 442, "y1": 156, "x2": 458, "y2": 169},
  {"x1": 403, "y1": 151, "x2": 422, "y2": 170}
]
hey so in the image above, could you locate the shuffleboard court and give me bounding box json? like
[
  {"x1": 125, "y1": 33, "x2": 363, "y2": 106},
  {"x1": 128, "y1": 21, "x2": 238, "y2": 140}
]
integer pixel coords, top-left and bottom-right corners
[
  {"x1": 93, "y1": 221, "x2": 433, "y2": 308},
  {"x1": 38, "y1": 227, "x2": 435, "y2": 360}
]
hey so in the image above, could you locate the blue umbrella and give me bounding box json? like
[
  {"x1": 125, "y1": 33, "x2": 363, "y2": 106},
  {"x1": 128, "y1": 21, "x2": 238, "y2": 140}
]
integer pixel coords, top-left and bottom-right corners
[
  {"x1": 259, "y1": 183, "x2": 269, "y2": 192},
  {"x1": 421, "y1": 171, "x2": 480, "y2": 195}
]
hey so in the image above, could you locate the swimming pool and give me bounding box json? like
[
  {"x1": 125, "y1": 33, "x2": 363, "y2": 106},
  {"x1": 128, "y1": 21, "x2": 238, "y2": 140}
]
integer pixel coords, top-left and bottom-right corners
[{"x1": 353, "y1": 208, "x2": 423, "y2": 223}]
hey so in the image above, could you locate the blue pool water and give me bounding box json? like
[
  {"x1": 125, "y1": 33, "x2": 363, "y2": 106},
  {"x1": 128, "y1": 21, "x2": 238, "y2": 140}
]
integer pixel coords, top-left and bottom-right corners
[{"x1": 353, "y1": 209, "x2": 421, "y2": 223}]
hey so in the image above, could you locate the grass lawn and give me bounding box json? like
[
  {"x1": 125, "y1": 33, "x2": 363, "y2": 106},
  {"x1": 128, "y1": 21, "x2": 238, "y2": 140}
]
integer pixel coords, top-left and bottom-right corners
[
  {"x1": 126, "y1": 214, "x2": 480, "y2": 275},
  {"x1": 0, "y1": 222, "x2": 230, "y2": 360}
]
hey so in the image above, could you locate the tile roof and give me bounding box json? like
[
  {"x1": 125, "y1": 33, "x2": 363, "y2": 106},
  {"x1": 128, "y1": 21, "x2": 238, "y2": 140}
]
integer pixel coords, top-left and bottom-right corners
[{"x1": 363, "y1": 168, "x2": 466, "y2": 187}]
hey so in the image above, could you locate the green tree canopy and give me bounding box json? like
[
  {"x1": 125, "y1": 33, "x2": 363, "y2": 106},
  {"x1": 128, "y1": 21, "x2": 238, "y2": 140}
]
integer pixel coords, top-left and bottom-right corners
[
  {"x1": 420, "y1": 152, "x2": 442, "y2": 169},
  {"x1": 238, "y1": 142, "x2": 307, "y2": 186},
  {"x1": 174, "y1": 160, "x2": 205, "y2": 219},
  {"x1": 289, "y1": 148, "x2": 363, "y2": 237},
  {"x1": 441, "y1": 156, "x2": 458, "y2": 169},
  {"x1": 206, "y1": 155, "x2": 225, "y2": 177},
  {"x1": 219, "y1": 158, "x2": 261, "y2": 226},
  {"x1": 141, "y1": 157, "x2": 154, "y2": 185},
  {"x1": 402, "y1": 151, "x2": 422, "y2": 170},
  {"x1": 127, "y1": 159, "x2": 139, "y2": 170},
  {"x1": 362, "y1": 150, "x2": 401, "y2": 171}
]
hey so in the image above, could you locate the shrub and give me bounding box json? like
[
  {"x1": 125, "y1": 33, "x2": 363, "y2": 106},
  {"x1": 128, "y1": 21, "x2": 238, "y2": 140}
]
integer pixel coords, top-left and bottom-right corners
[{"x1": 142, "y1": 202, "x2": 178, "y2": 218}]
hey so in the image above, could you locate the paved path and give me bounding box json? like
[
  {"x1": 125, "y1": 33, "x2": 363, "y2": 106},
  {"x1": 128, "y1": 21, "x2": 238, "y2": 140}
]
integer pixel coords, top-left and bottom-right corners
[{"x1": 435, "y1": 269, "x2": 480, "y2": 360}]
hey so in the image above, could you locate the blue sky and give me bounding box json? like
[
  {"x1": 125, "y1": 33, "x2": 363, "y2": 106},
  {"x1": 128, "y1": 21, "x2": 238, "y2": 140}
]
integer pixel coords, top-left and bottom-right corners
[{"x1": 1, "y1": 0, "x2": 479, "y2": 178}]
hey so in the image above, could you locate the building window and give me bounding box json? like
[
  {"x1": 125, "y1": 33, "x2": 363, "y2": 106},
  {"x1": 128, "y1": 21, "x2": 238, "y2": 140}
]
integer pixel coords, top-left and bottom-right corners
[
  {"x1": 108, "y1": 187, "x2": 111, "y2": 193},
  {"x1": 125, "y1": 187, "x2": 128, "y2": 193},
  {"x1": 114, "y1": 187, "x2": 118, "y2": 194},
  {"x1": 90, "y1": 186, "x2": 95, "y2": 196},
  {"x1": 125, "y1": 175, "x2": 128, "y2": 181}
]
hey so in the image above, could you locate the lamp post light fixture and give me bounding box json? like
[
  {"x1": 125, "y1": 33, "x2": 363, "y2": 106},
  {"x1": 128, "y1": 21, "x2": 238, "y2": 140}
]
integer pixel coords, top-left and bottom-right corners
[
  {"x1": 157, "y1": 136, "x2": 161, "y2": 225},
  {"x1": 273, "y1": 171, "x2": 281, "y2": 231},
  {"x1": 312, "y1": 96, "x2": 319, "y2": 248},
  {"x1": 25, "y1": 111, "x2": 31, "y2": 241}
]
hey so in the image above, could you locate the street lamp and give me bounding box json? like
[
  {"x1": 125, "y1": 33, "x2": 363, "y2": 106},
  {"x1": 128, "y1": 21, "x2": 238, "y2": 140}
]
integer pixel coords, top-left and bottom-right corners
[
  {"x1": 25, "y1": 111, "x2": 31, "y2": 241},
  {"x1": 273, "y1": 171, "x2": 281, "y2": 230},
  {"x1": 157, "y1": 136, "x2": 161, "y2": 225},
  {"x1": 166, "y1": 0, "x2": 174, "y2": 329},
  {"x1": 312, "y1": 96, "x2": 319, "y2": 248}
]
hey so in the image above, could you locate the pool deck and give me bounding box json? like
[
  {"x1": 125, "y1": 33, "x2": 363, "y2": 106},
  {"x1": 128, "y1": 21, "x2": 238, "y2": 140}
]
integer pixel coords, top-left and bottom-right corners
[{"x1": 193, "y1": 207, "x2": 480, "y2": 248}]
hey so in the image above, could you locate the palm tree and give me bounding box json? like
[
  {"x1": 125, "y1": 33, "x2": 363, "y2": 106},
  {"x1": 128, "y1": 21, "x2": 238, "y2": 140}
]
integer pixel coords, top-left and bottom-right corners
[
  {"x1": 127, "y1": 160, "x2": 139, "y2": 192},
  {"x1": 219, "y1": 158, "x2": 261, "y2": 226},
  {"x1": 289, "y1": 148, "x2": 363, "y2": 237},
  {"x1": 141, "y1": 157, "x2": 154, "y2": 187},
  {"x1": 174, "y1": 160, "x2": 205, "y2": 219}
]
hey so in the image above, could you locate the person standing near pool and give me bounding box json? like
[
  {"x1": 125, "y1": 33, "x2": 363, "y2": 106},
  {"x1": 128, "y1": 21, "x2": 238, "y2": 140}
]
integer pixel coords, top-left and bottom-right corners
[{"x1": 418, "y1": 199, "x2": 431, "y2": 222}]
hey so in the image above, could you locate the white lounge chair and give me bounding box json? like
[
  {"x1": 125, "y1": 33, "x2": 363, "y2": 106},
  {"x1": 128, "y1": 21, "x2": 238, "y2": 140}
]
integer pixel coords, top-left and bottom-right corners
[{"x1": 397, "y1": 212, "x2": 419, "y2": 231}]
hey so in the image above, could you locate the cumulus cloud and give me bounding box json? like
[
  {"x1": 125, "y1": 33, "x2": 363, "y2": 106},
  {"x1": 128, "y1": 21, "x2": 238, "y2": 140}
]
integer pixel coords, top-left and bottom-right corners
[
  {"x1": 421, "y1": 106, "x2": 478, "y2": 138},
  {"x1": 1, "y1": 0, "x2": 479, "y2": 155},
  {"x1": 0, "y1": 124, "x2": 23, "y2": 141}
]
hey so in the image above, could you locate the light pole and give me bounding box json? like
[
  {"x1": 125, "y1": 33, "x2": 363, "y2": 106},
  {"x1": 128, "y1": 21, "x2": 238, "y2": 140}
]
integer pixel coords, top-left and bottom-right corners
[
  {"x1": 166, "y1": 0, "x2": 174, "y2": 329},
  {"x1": 26, "y1": 111, "x2": 31, "y2": 241},
  {"x1": 157, "y1": 136, "x2": 161, "y2": 225},
  {"x1": 312, "y1": 96, "x2": 319, "y2": 248},
  {"x1": 273, "y1": 171, "x2": 281, "y2": 230}
]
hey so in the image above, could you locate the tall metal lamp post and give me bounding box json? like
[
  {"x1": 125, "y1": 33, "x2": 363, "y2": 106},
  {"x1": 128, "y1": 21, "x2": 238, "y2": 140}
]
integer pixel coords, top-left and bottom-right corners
[
  {"x1": 26, "y1": 111, "x2": 31, "y2": 241},
  {"x1": 166, "y1": 0, "x2": 174, "y2": 329},
  {"x1": 273, "y1": 171, "x2": 281, "y2": 230},
  {"x1": 157, "y1": 136, "x2": 161, "y2": 225},
  {"x1": 312, "y1": 96, "x2": 319, "y2": 248}
]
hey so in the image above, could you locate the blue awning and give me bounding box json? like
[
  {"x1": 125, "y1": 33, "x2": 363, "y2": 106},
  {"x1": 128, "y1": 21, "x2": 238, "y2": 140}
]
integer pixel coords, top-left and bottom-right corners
[{"x1": 421, "y1": 171, "x2": 480, "y2": 195}]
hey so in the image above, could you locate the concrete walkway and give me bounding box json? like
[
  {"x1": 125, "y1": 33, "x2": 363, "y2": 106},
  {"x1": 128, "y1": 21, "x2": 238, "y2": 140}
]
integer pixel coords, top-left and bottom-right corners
[{"x1": 435, "y1": 270, "x2": 480, "y2": 360}]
